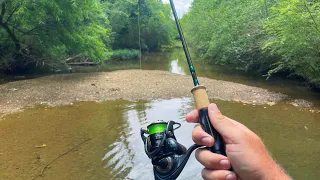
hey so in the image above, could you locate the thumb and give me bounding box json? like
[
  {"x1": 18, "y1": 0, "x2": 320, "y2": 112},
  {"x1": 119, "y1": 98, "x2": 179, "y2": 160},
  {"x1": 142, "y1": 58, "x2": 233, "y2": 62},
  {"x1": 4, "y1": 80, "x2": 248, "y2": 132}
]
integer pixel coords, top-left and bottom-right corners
[{"x1": 208, "y1": 104, "x2": 242, "y2": 144}]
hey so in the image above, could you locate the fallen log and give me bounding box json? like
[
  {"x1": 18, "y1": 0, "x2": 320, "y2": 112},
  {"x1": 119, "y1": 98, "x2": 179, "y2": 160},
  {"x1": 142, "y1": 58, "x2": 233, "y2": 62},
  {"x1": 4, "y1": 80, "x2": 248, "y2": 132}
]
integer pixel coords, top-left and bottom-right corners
[{"x1": 66, "y1": 62, "x2": 97, "y2": 66}]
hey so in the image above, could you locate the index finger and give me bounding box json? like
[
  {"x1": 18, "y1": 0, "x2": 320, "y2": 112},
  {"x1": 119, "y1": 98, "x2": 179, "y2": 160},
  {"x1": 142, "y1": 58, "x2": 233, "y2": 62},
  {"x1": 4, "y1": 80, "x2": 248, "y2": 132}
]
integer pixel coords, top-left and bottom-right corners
[{"x1": 186, "y1": 109, "x2": 199, "y2": 123}]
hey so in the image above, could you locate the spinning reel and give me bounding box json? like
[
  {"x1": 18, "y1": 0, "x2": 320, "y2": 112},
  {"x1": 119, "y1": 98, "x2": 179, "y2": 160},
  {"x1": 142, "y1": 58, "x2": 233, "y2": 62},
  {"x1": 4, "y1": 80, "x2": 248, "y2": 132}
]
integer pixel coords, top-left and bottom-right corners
[{"x1": 141, "y1": 120, "x2": 201, "y2": 180}]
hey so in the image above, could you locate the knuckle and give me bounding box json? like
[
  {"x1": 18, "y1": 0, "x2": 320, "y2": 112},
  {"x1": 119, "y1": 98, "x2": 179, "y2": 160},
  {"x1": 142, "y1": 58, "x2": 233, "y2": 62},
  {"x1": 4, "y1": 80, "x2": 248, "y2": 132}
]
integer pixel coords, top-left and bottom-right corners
[
  {"x1": 196, "y1": 149, "x2": 217, "y2": 169},
  {"x1": 204, "y1": 154, "x2": 216, "y2": 168},
  {"x1": 201, "y1": 169, "x2": 210, "y2": 180},
  {"x1": 195, "y1": 148, "x2": 207, "y2": 163},
  {"x1": 192, "y1": 126, "x2": 205, "y2": 143},
  {"x1": 195, "y1": 149, "x2": 202, "y2": 161},
  {"x1": 252, "y1": 133, "x2": 262, "y2": 142},
  {"x1": 211, "y1": 103, "x2": 218, "y2": 109},
  {"x1": 191, "y1": 129, "x2": 199, "y2": 142},
  {"x1": 202, "y1": 168, "x2": 219, "y2": 180},
  {"x1": 226, "y1": 131, "x2": 243, "y2": 144},
  {"x1": 207, "y1": 159, "x2": 216, "y2": 169}
]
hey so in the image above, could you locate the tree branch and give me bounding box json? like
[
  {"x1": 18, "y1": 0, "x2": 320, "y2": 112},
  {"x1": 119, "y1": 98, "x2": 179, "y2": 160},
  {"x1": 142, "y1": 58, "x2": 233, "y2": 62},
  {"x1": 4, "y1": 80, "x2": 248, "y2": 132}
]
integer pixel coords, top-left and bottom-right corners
[
  {"x1": 264, "y1": 0, "x2": 269, "y2": 17},
  {"x1": 0, "y1": 1, "x2": 21, "y2": 51},
  {"x1": 7, "y1": 22, "x2": 40, "y2": 36},
  {"x1": 32, "y1": 139, "x2": 91, "y2": 180},
  {"x1": 7, "y1": 23, "x2": 29, "y2": 34},
  {"x1": 2, "y1": 23, "x2": 20, "y2": 50},
  {"x1": 304, "y1": 2, "x2": 320, "y2": 35},
  {"x1": 0, "y1": 2, "x2": 6, "y2": 24},
  {"x1": 4, "y1": 3, "x2": 20, "y2": 24},
  {"x1": 24, "y1": 24, "x2": 42, "y2": 34},
  {"x1": 64, "y1": 54, "x2": 82, "y2": 63},
  {"x1": 19, "y1": 49, "x2": 37, "y2": 62}
]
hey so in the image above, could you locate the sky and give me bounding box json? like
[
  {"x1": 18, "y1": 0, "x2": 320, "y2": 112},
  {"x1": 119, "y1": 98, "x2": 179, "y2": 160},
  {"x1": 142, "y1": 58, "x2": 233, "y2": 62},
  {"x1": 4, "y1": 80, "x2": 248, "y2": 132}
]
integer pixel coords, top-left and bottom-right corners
[{"x1": 162, "y1": 0, "x2": 193, "y2": 18}]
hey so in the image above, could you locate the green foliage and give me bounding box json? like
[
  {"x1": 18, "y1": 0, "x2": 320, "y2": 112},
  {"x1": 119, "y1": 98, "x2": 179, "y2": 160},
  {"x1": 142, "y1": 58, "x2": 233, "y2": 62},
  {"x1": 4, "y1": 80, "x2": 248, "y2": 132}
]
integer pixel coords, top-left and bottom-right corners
[
  {"x1": 0, "y1": 0, "x2": 111, "y2": 73},
  {"x1": 264, "y1": 0, "x2": 320, "y2": 85},
  {"x1": 182, "y1": 0, "x2": 320, "y2": 87},
  {"x1": 109, "y1": 49, "x2": 140, "y2": 61},
  {"x1": 0, "y1": 0, "x2": 174, "y2": 73},
  {"x1": 108, "y1": 0, "x2": 176, "y2": 51},
  {"x1": 181, "y1": 0, "x2": 272, "y2": 71}
]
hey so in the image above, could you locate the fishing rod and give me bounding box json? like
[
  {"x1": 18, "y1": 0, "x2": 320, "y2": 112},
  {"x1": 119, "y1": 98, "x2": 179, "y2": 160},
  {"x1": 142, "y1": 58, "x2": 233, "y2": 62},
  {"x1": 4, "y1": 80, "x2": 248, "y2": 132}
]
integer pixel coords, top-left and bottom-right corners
[
  {"x1": 140, "y1": 0, "x2": 228, "y2": 179},
  {"x1": 168, "y1": 0, "x2": 227, "y2": 155}
]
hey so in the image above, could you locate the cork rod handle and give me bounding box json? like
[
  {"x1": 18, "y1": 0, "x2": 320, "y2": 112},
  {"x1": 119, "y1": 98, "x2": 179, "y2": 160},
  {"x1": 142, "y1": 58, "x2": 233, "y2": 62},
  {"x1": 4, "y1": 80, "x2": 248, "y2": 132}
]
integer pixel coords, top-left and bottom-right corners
[{"x1": 191, "y1": 86, "x2": 227, "y2": 156}]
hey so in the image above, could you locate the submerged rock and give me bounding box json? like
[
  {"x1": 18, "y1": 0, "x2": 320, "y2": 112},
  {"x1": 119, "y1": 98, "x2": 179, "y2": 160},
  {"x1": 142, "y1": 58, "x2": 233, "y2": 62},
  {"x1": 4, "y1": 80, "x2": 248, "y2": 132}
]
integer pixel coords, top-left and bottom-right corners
[{"x1": 289, "y1": 99, "x2": 313, "y2": 108}]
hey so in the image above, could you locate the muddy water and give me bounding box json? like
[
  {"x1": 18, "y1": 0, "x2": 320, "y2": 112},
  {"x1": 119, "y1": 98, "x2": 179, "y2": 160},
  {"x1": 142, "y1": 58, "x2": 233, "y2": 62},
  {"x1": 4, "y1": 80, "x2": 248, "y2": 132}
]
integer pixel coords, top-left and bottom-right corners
[
  {"x1": 0, "y1": 99, "x2": 319, "y2": 180},
  {"x1": 0, "y1": 48, "x2": 320, "y2": 180}
]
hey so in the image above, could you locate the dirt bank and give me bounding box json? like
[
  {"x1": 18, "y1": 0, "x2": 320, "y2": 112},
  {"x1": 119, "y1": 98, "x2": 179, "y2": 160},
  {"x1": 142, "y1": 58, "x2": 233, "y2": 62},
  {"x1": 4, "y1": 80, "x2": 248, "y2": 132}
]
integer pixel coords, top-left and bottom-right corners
[{"x1": 0, "y1": 70, "x2": 289, "y2": 114}]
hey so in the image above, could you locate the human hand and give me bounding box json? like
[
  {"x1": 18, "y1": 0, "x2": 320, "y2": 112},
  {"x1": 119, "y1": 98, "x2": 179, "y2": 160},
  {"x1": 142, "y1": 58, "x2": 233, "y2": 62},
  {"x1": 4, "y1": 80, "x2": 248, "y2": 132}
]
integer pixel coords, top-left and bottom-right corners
[{"x1": 186, "y1": 103, "x2": 290, "y2": 180}]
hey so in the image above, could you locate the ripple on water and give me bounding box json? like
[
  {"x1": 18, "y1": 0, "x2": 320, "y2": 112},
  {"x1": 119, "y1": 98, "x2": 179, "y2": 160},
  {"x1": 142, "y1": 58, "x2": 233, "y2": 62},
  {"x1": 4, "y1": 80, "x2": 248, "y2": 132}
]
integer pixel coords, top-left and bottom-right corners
[
  {"x1": 0, "y1": 99, "x2": 319, "y2": 180},
  {"x1": 103, "y1": 98, "x2": 202, "y2": 180}
]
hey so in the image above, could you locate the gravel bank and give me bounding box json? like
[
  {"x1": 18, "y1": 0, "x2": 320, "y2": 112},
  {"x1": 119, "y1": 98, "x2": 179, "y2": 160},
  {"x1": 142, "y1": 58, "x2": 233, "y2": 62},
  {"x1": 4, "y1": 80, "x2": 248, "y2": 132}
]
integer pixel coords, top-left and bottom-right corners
[{"x1": 0, "y1": 70, "x2": 288, "y2": 114}]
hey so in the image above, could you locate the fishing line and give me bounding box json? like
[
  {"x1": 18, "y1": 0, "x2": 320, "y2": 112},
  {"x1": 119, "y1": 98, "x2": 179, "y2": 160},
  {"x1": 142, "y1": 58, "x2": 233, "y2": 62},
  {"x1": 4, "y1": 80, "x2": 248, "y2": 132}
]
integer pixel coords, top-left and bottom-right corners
[
  {"x1": 138, "y1": 0, "x2": 142, "y2": 70},
  {"x1": 168, "y1": 0, "x2": 199, "y2": 86}
]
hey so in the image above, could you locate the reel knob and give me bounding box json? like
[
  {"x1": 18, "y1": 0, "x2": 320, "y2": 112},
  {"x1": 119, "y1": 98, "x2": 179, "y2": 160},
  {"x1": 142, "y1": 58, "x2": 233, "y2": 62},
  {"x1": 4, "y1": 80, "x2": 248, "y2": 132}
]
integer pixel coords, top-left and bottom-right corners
[
  {"x1": 165, "y1": 138, "x2": 187, "y2": 155},
  {"x1": 154, "y1": 157, "x2": 174, "y2": 174}
]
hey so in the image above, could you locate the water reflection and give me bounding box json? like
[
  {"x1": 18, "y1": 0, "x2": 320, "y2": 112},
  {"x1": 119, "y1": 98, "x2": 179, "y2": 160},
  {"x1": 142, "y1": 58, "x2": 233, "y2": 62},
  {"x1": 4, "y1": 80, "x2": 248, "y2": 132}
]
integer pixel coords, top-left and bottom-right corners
[
  {"x1": 103, "y1": 99, "x2": 320, "y2": 180},
  {"x1": 141, "y1": 49, "x2": 320, "y2": 108},
  {"x1": 0, "y1": 99, "x2": 319, "y2": 180},
  {"x1": 170, "y1": 60, "x2": 186, "y2": 75},
  {"x1": 104, "y1": 98, "x2": 202, "y2": 179},
  {"x1": 49, "y1": 48, "x2": 319, "y2": 107}
]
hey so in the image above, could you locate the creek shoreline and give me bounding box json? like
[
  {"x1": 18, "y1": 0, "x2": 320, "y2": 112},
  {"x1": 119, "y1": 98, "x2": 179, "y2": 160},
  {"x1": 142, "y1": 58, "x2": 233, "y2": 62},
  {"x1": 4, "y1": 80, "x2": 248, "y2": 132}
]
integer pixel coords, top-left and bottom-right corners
[{"x1": 0, "y1": 69, "x2": 316, "y2": 115}]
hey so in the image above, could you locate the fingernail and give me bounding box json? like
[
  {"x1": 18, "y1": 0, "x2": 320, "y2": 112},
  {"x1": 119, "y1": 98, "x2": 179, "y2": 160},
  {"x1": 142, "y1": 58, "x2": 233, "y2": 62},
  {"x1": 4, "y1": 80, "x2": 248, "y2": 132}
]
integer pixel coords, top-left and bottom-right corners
[
  {"x1": 202, "y1": 137, "x2": 212, "y2": 146},
  {"x1": 220, "y1": 159, "x2": 230, "y2": 168},
  {"x1": 226, "y1": 173, "x2": 236, "y2": 180},
  {"x1": 209, "y1": 104, "x2": 220, "y2": 113}
]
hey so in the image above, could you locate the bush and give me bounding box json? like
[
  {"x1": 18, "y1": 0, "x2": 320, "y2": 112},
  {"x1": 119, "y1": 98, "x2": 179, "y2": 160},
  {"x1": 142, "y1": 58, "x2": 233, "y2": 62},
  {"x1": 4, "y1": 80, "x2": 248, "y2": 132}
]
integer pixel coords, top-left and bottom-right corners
[
  {"x1": 109, "y1": 49, "x2": 141, "y2": 61},
  {"x1": 181, "y1": 0, "x2": 320, "y2": 88}
]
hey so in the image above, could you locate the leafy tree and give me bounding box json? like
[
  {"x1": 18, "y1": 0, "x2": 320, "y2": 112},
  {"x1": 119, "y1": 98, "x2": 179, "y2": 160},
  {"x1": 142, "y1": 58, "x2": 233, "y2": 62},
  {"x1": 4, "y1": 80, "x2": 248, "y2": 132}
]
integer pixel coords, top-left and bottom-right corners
[
  {"x1": 182, "y1": 0, "x2": 272, "y2": 70},
  {"x1": 0, "y1": 0, "x2": 111, "y2": 73},
  {"x1": 0, "y1": 0, "x2": 175, "y2": 73},
  {"x1": 182, "y1": 0, "x2": 320, "y2": 87},
  {"x1": 264, "y1": 0, "x2": 320, "y2": 85},
  {"x1": 108, "y1": 0, "x2": 176, "y2": 51}
]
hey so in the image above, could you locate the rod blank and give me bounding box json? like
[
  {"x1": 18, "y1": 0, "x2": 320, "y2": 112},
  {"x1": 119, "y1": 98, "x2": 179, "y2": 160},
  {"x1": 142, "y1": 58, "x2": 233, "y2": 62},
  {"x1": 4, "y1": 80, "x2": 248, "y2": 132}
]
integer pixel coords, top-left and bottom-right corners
[{"x1": 168, "y1": 0, "x2": 200, "y2": 86}]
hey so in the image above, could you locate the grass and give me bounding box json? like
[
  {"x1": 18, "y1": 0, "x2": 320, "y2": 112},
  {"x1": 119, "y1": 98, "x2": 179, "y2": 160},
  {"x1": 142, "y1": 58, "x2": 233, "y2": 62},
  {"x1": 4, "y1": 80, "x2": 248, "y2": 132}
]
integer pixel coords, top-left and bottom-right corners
[{"x1": 109, "y1": 49, "x2": 140, "y2": 61}]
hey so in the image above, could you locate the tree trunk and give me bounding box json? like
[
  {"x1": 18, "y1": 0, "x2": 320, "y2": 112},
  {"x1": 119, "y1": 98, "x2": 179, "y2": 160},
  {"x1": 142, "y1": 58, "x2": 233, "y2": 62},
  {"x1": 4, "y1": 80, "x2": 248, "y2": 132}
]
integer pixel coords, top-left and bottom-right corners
[
  {"x1": 2, "y1": 23, "x2": 21, "y2": 51},
  {"x1": 0, "y1": 2, "x2": 21, "y2": 52}
]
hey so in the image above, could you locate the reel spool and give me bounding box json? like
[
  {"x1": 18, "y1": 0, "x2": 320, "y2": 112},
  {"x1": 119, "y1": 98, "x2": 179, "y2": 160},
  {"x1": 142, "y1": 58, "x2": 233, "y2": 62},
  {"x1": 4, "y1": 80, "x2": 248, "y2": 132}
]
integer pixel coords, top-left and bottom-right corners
[{"x1": 141, "y1": 120, "x2": 200, "y2": 180}]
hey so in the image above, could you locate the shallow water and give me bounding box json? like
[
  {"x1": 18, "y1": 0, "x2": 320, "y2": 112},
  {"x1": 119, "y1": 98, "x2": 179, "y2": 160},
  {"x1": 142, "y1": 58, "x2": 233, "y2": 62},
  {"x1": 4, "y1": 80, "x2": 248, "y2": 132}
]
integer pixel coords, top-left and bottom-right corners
[
  {"x1": 0, "y1": 99, "x2": 319, "y2": 180},
  {"x1": 0, "y1": 48, "x2": 320, "y2": 180},
  {"x1": 3, "y1": 48, "x2": 319, "y2": 105},
  {"x1": 72, "y1": 48, "x2": 320, "y2": 107},
  {"x1": 141, "y1": 48, "x2": 320, "y2": 108}
]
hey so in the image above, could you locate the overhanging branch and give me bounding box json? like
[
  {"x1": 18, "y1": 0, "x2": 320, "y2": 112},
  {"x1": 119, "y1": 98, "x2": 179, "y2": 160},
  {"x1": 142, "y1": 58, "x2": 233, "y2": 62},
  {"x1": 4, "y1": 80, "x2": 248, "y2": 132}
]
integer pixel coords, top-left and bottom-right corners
[
  {"x1": 304, "y1": 2, "x2": 320, "y2": 35},
  {"x1": 0, "y1": 2, "x2": 6, "y2": 24},
  {"x1": 7, "y1": 22, "x2": 41, "y2": 36},
  {"x1": 5, "y1": 3, "x2": 20, "y2": 24}
]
